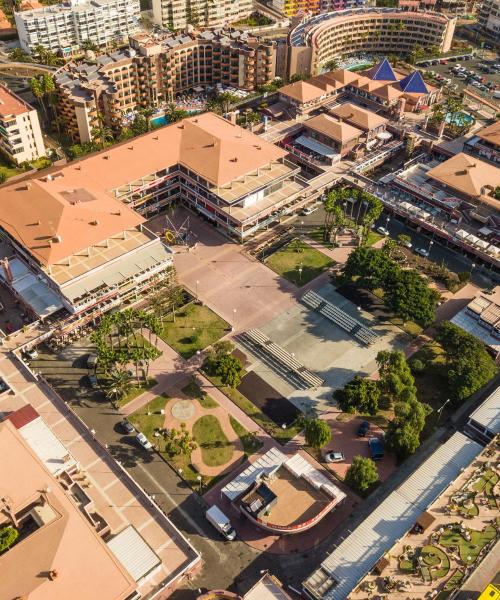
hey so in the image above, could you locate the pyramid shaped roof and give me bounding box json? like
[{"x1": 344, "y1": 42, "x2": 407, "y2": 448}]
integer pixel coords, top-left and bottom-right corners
[
  {"x1": 365, "y1": 58, "x2": 397, "y2": 82},
  {"x1": 397, "y1": 70, "x2": 429, "y2": 94}
]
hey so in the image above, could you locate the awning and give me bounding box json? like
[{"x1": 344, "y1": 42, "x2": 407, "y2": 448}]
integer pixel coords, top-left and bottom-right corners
[
  {"x1": 455, "y1": 229, "x2": 469, "y2": 240},
  {"x1": 295, "y1": 135, "x2": 338, "y2": 158},
  {"x1": 107, "y1": 526, "x2": 161, "y2": 582}
]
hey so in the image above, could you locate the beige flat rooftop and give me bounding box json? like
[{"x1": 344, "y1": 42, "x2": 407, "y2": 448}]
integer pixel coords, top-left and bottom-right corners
[
  {"x1": 211, "y1": 161, "x2": 296, "y2": 203},
  {"x1": 221, "y1": 179, "x2": 306, "y2": 224},
  {"x1": 44, "y1": 228, "x2": 153, "y2": 285},
  {"x1": 259, "y1": 468, "x2": 331, "y2": 528}
]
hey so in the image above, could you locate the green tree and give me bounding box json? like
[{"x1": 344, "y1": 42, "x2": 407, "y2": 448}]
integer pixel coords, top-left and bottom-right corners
[
  {"x1": 302, "y1": 417, "x2": 331, "y2": 449},
  {"x1": 289, "y1": 238, "x2": 305, "y2": 253},
  {"x1": 376, "y1": 350, "x2": 416, "y2": 406},
  {"x1": 385, "y1": 397, "x2": 431, "y2": 459},
  {"x1": 9, "y1": 47, "x2": 30, "y2": 62},
  {"x1": 159, "y1": 422, "x2": 197, "y2": 456},
  {"x1": 104, "y1": 368, "x2": 132, "y2": 402},
  {"x1": 0, "y1": 526, "x2": 19, "y2": 553},
  {"x1": 0, "y1": 170, "x2": 7, "y2": 185},
  {"x1": 435, "y1": 322, "x2": 497, "y2": 401},
  {"x1": 215, "y1": 354, "x2": 243, "y2": 388},
  {"x1": 384, "y1": 268, "x2": 440, "y2": 326},
  {"x1": 164, "y1": 103, "x2": 189, "y2": 123},
  {"x1": 323, "y1": 58, "x2": 339, "y2": 71},
  {"x1": 345, "y1": 455, "x2": 379, "y2": 493},
  {"x1": 342, "y1": 246, "x2": 394, "y2": 290},
  {"x1": 333, "y1": 375, "x2": 380, "y2": 415},
  {"x1": 165, "y1": 286, "x2": 185, "y2": 323}
]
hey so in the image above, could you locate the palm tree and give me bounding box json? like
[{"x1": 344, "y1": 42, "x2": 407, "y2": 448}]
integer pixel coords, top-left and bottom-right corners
[
  {"x1": 105, "y1": 368, "x2": 132, "y2": 402},
  {"x1": 166, "y1": 287, "x2": 185, "y2": 323}
]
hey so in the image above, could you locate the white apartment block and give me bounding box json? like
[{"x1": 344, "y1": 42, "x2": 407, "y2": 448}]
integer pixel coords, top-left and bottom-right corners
[
  {"x1": 152, "y1": 0, "x2": 253, "y2": 30},
  {"x1": 15, "y1": 0, "x2": 141, "y2": 55},
  {"x1": 478, "y1": 0, "x2": 500, "y2": 40},
  {"x1": 0, "y1": 83, "x2": 46, "y2": 165}
]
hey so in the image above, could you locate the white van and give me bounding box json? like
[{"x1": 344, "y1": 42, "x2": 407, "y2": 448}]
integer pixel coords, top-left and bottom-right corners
[
  {"x1": 493, "y1": 90, "x2": 500, "y2": 100},
  {"x1": 206, "y1": 505, "x2": 236, "y2": 541}
]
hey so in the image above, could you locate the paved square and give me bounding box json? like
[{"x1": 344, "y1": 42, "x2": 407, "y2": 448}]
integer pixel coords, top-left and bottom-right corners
[{"x1": 236, "y1": 283, "x2": 409, "y2": 412}]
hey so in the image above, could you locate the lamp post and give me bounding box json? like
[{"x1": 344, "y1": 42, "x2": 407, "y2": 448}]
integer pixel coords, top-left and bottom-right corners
[
  {"x1": 436, "y1": 398, "x2": 450, "y2": 424},
  {"x1": 196, "y1": 474, "x2": 202, "y2": 494},
  {"x1": 298, "y1": 266, "x2": 303, "y2": 284},
  {"x1": 470, "y1": 262, "x2": 476, "y2": 278},
  {"x1": 428, "y1": 239, "x2": 434, "y2": 256},
  {"x1": 195, "y1": 280, "x2": 199, "y2": 301}
]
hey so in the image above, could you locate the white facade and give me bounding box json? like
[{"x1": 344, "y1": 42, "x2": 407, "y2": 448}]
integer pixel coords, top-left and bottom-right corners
[
  {"x1": 152, "y1": 0, "x2": 253, "y2": 30},
  {"x1": 478, "y1": 0, "x2": 500, "y2": 38},
  {"x1": 15, "y1": 0, "x2": 141, "y2": 55},
  {"x1": 0, "y1": 84, "x2": 46, "y2": 165}
]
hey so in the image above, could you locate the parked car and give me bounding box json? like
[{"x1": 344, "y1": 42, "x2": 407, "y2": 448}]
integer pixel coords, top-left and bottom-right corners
[
  {"x1": 136, "y1": 432, "x2": 153, "y2": 451},
  {"x1": 415, "y1": 247, "x2": 430, "y2": 258},
  {"x1": 368, "y1": 437, "x2": 385, "y2": 461},
  {"x1": 88, "y1": 374, "x2": 99, "y2": 389},
  {"x1": 439, "y1": 59, "x2": 448, "y2": 64},
  {"x1": 87, "y1": 353, "x2": 98, "y2": 369},
  {"x1": 325, "y1": 451, "x2": 345, "y2": 463},
  {"x1": 23, "y1": 347, "x2": 39, "y2": 360},
  {"x1": 400, "y1": 238, "x2": 412, "y2": 249},
  {"x1": 376, "y1": 226, "x2": 390, "y2": 236},
  {"x1": 118, "y1": 419, "x2": 134, "y2": 434},
  {"x1": 301, "y1": 204, "x2": 319, "y2": 216},
  {"x1": 357, "y1": 420, "x2": 370, "y2": 437}
]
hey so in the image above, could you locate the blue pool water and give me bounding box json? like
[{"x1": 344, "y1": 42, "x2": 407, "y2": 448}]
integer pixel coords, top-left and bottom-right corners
[
  {"x1": 151, "y1": 115, "x2": 169, "y2": 127},
  {"x1": 445, "y1": 112, "x2": 474, "y2": 127}
]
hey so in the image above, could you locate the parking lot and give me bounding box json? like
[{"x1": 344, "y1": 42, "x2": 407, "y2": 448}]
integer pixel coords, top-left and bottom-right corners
[{"x1": 420, "y1": 56, "x2": 500, "y2": 97}]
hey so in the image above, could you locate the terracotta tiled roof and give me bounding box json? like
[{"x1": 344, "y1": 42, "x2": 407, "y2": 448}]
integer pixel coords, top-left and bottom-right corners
[
  {"x1": 329, "y1": 103, "x2": 387, "y2": 131},
  {"x1": 279, "y1": 80, "x2": 328, "y2": 103},
  {"x1": 477, "y1": 121, "x2": 500, "y2": 149},
  {"x1": 304, "y1": 114, "x2": 363, "y2": 143}
]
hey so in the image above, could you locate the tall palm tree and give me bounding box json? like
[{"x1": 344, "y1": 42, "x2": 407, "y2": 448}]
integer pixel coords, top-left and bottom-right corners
[{"x1": 105, "y1": 368, "x2": 132, "y2": 402}]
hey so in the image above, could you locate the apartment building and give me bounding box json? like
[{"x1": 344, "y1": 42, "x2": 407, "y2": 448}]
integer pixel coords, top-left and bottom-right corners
[
  {"x1": 55, "y1": 29, "x2": 276, "y2": 143},
  {"x1": 271, "y1": 0, "x2": 367, "y2": 18},
  {"x1": 288, "y1": 8, "x2": 456, "y2": 77},
  {"x1": 477, "y1": 0, "x2": 500, "y2": 41},
  {"x1": 0, "y1": 83, "x2": 46, "y2": 165},
  {"x1": 152, "y1": 0, "x2": 253, "y2": 30},
  {"x1": 15, "y1": 0, "x2": 141, "y2": 55}
]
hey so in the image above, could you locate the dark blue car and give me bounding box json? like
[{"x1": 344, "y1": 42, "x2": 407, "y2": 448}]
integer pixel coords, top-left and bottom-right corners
[{"x1": 357, "y1": 421, "x2": 370, "y2": 437}]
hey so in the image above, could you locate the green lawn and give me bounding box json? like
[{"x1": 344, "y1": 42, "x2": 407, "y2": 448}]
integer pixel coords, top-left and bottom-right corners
[
  {"x1": 159, "y1": 303, "x2": 228, "y2": 358},
  {"x1": 181, "y1": 378, "x2": 219, "y2": 408},
  {"x1": 439, "y1": 524, "x2": 497, "y2": 565},
  {"x1": 116, "y1": 377, "x2": 157, "y2": 408},
  {"x1": 192, "y1": 415, "x2": 233, "y2": 467},
  {"x1": 265, "y1": 240, "x2": 333, "y2": 286},
  {"x1": 229, "y1": 415, "x2": 263, "y2": 455},
  {"x1": 129, "y1": 394, "x2": 169, "y2": 438},
  {"x1": 308, "y1": 227, "x2": 334, "y2": 249},
  {"x1": 365, "y1": 231, "x2": 383, "y2": 247},
  {"x1": 203, "y1": 372, "x2": 302, "y2": 444}
]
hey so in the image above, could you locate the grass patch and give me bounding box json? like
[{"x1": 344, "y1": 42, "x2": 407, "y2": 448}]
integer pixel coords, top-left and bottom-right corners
[
  {"x1": 192, "y1": 415, "x2": 233, "y2": 467},
  {"x1": 181, "y1": 378, "x2": 219, "y2": 408},
  {"x1": 0, "y1": 154, "x2": 23, "y2": 180},
  {"x1": 129, "y1": 394, "x2": 169, "y2": 438},
  {"x1": 230, "y1": 415, "x2": 263, "y2": 455},
  {"x1": 265, "y1": 240, "x2": 333, "y2": 286},
  {"x1": 308, "y1": 227, "x2": 334, "y2": 249},
  {"x1": 114, "y1": 377, "x2": 157, "y2": 408},
  {"x1": 439, "y1": 524, "x2": 497, "y2": 565},
  {"x1": 365, "y1": 231, "x2": 383, "y2": 247},
  {"x1": 203, "y1": 372, "x2": 302, "y2": 444},
  {"x1": 159, "y1": 303, "x2": 228, "y2": 359},
  {"x1": 444, "y1": 569, "x2": 465, "y2": 592},
  {"x1": 390, "y1": 317, "x2": 423, "y2": 337}
]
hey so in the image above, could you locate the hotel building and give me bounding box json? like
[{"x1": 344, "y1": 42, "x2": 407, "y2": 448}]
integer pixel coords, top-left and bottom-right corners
[
  {"x1": 278, "y1": 58, "x2": 442, "y2": 117},
  {"x1": 55, "y1": 29, "x2": 276, "y2": 143},
  {"x1": 152, "y1": 0, "x2": 253, "y2": 30},
  {"x1": 0, "y1": 83, "x2": 46, "y2": 165},
  {"x1": 0, "y1": 112, "x2": 328, "y2": 325},
  {"x1": 478, "y1": 0, "x2": 500, "y2": 41},
  {"x1": 287, "y1": 8, "x2": 456, "y2": 77},
  {"x1": 15, "y1": 0, "x2": 141, "y2": 56},
  {"x1": 270, "y1": 0, "x2": 367, "y2": 18}
]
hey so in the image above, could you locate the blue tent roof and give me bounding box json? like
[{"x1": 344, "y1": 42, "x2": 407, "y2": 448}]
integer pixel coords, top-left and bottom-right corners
[
  {"x1": 366, "y1": 58, "x2": 397, "y2": 81},
  {"x1": 398, "y1": 70, "x2": 429, "y2": 94}
]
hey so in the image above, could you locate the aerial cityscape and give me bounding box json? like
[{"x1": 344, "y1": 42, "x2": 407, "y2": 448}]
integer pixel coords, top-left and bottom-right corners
[{"x1": 0, "y1": 0, "x2": 499, "y2": 596}]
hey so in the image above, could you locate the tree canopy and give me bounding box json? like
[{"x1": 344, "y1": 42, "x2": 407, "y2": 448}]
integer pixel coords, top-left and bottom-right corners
[
  {"x1": 435, "y1": 321, "x2": 497, "y2": 401},
  {"x1": 345, "y1": 456, "x2": 379, "y2": 493},
  {"x1": 333, "y1": 375, "x2": 380, "y2": 415},
  {"x1": 376, "y1": 350, "x2": 417, "y2": 405},
  {"x1": 302, "y1": 417, "x2": 331, "y2": 449}
]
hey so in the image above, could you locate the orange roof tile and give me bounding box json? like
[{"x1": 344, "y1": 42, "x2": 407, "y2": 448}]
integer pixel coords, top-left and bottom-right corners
[{"x1": 304, "y1": 114, "x2": 363, "y2": 143}]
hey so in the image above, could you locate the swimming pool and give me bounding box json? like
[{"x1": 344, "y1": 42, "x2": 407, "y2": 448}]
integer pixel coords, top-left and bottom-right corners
[
  {"x1": 151, "y1": 115, "x2": 169, "y2": 127},
  {"x1": 445, "y1": 112, "x2": 474, "y2": 127}
]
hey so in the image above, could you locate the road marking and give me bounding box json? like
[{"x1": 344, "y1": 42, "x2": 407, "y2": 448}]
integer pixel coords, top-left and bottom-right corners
[{"x1": 133, "y1": 460, "x2": 223, "y2": 556}]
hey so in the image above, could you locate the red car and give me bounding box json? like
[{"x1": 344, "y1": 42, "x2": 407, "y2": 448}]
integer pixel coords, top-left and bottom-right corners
[{"x1": 440, "y1": 59, "x2": 448, "y2": 64}]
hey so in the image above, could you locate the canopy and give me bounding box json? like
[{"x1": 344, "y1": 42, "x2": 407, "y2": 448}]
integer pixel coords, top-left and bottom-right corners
[{"x1": 295, "y1": 135, "x2": 338, "y2": 158}]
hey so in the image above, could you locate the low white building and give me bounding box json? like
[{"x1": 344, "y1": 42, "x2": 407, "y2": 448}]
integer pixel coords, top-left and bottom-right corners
[
  {"x1": 15, "y1": 0, "x2": 140, "y2": 55},
  {"x1": 0, "y1": 83, "x2": 46, "y2": 165}
]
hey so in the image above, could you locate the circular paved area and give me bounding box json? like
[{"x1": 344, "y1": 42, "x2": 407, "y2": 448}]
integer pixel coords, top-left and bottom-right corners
[{"x1": 171, "y1": 399, "x2": 195, "y2": 420}]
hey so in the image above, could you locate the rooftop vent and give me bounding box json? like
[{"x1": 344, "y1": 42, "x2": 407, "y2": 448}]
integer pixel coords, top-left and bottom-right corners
[
  {"x1": 90, "y1": 220, "x2": 99, "y2": 226},
  {"x1": 52, "y1": 235, "x2": 62, "y2": 243},
  {"x1": 46, "y1": 174, "x2": 53, "y2": 181},
  {"x1": 230, "y1": 157, "x2": 238, "y2": 162}
]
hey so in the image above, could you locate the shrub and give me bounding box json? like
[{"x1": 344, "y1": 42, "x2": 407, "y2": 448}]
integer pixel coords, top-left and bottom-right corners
[
  {"x1": 0, "y1": 526, "x2": 19, "y2": 553},
  {"x1": 410, "y1": 358, "x2": 425, "y2": 374}
]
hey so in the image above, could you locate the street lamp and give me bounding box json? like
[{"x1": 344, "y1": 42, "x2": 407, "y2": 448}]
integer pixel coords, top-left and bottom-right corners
[
  {"x1": 436, "y1": 398, "x2": 450, "y2": 424},
  {"x1": 470, "y1": 262, "x2": 476, "y2": 277},
  {"x1": 233, "y1": 308, "x2": 237, "y2": 328},
  {"x1": 195, "y1": 280, "x2": 199, "y2": 301},
  {"x1": 298, "y1": 266, "x2": 303, "y2": 283},
  {"x1": 196, "y1": 474, "x2": 202, "y2": 494},
  {"x1": 428, "y1": 239, "x2": 434, "y2": 255}
]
